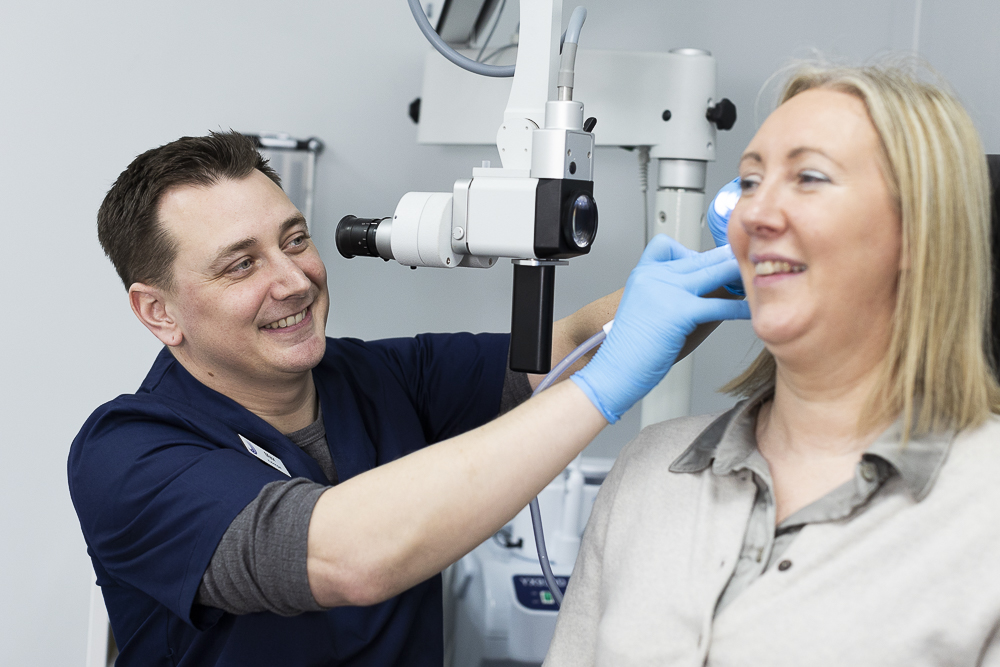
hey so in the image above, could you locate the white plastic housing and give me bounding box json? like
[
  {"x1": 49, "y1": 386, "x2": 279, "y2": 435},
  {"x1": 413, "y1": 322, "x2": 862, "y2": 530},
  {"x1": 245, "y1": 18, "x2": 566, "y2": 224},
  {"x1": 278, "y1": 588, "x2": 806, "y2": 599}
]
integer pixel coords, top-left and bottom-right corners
[
  {"x1": 495, "y1": 0, "x2": 561, "y2": 169},
  {"x1": 530, "y1": 129, "x2": 594, "y2": 180},
  {"x1": 417, "y1": 48, "x2": 719, "y2": 161},
  {"x1": 446, "y1": 456, "x2": 614, "y2": 665},
  {"x1": 390, "y1": 192, "x2": 462, "y2": 268},
  {"x1": 464, "y1": 174, "x2": 539, "y2": 258}
]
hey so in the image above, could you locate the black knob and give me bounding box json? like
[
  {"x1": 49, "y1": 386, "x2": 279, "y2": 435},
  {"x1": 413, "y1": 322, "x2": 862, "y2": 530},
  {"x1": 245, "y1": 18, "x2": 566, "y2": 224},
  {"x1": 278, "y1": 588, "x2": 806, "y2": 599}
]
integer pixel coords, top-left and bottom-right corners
[
  {"x1": 706, "y1": 98, "x2": 737, "y2": 130},
  {"x1": 662, "y1": 109, "x2": 672, "y2": 121},
  {"x1": 583, "y1": 116, "x2": 597, "y2": 133},
  {"x1": 408, "y1": 98, "x2": 421, "y2": 124}
]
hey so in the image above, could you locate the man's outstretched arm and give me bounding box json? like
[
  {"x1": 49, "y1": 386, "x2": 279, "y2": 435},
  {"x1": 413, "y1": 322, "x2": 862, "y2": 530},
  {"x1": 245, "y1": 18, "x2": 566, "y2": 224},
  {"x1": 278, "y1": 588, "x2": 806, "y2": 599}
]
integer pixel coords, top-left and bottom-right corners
[{"x1": 306, "y1": 239, "x2": 750, "y2": 608}]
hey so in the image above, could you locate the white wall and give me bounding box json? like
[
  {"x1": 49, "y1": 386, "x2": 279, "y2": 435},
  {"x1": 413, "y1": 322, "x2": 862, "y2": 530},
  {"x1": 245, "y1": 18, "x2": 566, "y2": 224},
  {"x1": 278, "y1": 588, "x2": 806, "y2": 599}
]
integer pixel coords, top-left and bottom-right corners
[{"x1": 0, "y1": 0, "x2": 996, "y2": 663}]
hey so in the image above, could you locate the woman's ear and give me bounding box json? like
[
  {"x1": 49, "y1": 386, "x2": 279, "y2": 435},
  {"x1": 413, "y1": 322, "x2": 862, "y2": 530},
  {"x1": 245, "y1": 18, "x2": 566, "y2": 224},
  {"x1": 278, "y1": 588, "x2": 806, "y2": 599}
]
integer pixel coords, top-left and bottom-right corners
[{"x1": 129, "y1": 283, "x2": 183, "y2": 347}]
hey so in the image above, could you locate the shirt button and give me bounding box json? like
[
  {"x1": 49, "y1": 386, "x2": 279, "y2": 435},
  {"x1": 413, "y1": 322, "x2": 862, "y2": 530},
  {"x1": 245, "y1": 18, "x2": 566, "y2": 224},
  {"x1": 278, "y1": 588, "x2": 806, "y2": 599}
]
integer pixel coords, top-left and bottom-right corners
[
  {"x1": 778, "y1": 560, "x2": 792, "y2": 572},
  {"x1": 860, "y1": 461, "x2": 878, "y2": 482}
]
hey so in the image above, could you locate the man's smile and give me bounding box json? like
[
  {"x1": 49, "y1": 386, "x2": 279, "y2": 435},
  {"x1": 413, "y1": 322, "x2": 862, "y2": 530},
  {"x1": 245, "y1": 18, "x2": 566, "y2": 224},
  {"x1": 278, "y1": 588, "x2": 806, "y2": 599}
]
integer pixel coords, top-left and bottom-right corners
[{"x1": 262, "y1": 306, "x2": 310, "y2": 330}]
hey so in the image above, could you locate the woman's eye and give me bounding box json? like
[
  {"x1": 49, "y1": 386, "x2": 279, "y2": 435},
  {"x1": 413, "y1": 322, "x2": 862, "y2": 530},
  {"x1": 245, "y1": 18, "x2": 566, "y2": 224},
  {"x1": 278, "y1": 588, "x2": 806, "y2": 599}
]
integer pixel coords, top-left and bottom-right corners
[
  {"x1": 799, "y1": 170, "x2": 829, "y2": 184},
  {"x1": 739, "y1": 177, "x2": 759, "y2": 193}
]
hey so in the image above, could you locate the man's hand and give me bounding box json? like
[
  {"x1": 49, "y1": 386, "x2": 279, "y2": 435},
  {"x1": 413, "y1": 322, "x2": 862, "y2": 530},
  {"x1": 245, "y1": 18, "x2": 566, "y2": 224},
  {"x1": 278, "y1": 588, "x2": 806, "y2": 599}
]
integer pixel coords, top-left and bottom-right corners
[{"x1": 571, "y1": 235, "x2": 750, "y2": 423}]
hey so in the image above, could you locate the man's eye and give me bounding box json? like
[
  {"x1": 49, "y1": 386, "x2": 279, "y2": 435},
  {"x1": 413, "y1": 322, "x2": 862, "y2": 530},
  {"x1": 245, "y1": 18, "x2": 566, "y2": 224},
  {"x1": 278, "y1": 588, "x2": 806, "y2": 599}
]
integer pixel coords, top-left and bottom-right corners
[
  {"x1": 287, "y1": 233, "x2": 309, "y2": 249},
  {"x1": 230, "y1": 258, "x2": 254, "y2": 273}
]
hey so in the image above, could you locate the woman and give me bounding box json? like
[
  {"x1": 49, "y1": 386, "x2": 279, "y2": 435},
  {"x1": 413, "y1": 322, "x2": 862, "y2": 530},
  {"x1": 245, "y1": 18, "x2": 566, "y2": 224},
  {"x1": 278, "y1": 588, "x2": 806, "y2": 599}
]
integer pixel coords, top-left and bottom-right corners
[{"x1": 545, "y1": 63, "x2": 1000, "y2": 666}]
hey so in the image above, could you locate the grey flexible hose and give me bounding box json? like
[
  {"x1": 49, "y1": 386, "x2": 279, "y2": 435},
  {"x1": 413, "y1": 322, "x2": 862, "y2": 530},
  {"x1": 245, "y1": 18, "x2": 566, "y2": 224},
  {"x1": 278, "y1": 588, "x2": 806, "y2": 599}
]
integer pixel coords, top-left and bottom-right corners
[
  {"x1": 563, "y1": 6, "x2": 587, "y2": 44},
  {"x1": 407, "y1": 0, "x2": 515, "y2": 77},
  {"x1": 407, "y1": 1, "x2": 589, "y2": 79},
  {"x1": 528, "y1": 326, "x2": 608, "y2": 607}
]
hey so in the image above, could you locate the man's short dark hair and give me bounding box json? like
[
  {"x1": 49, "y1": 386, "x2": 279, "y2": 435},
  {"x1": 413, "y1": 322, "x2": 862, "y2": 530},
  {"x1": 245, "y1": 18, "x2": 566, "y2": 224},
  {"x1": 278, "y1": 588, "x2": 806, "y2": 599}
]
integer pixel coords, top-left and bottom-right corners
[{"x1": 98, "y1": 130, "x2": 282, "y2": 290}]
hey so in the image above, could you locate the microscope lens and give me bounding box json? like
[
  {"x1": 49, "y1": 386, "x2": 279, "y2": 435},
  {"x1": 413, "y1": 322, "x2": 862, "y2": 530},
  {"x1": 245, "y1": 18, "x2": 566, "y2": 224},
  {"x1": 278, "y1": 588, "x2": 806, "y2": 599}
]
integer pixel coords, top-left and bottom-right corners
[{"x1": 567, "y1": 194, "x2": 598, "y2": 249}]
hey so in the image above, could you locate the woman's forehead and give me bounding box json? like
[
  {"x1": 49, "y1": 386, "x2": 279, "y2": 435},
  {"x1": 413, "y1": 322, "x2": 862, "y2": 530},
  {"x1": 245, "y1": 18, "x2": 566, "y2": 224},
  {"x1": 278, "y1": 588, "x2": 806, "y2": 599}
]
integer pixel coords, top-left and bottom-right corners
[{"x1": 746, "y1": 89, "x2": 878, "y2": 163}]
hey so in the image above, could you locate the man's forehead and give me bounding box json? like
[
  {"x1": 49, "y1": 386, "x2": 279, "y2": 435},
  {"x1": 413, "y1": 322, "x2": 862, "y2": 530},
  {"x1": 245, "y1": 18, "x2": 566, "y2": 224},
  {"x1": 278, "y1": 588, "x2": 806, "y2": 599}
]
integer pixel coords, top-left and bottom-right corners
[{"x1": 158, "y1": 172, "x2": 300, "y2": 260}]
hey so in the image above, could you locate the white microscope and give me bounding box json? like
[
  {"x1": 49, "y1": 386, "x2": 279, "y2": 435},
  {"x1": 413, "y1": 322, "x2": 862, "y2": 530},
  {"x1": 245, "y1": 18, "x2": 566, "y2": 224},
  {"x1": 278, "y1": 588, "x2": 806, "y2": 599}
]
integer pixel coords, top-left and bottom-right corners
[{"x1": 337, "y1": 0, "x2": 599, "y2": 375}]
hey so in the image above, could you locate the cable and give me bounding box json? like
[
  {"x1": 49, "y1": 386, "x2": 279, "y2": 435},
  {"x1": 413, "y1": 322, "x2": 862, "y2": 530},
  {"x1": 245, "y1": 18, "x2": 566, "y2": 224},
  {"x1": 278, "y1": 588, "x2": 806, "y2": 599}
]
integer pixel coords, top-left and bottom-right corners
[
  {"x1": 528, "y1": 323, "x2": 610, "y2": 607},
  {"x1": 476, "y1": 0, "x2": 507, "y2": 62},
  {"x1": 407, "y1": 0, "x2": 514, "y2": 77},
  {"x1": 481, "y1": 43, "x2": 517, "y2": 64},
  {"x1": 556, "y1": 8, "x2": 587, "y2": 100},
  {"x1": 563, "y1": 6, "x2": 587, "y2": 44}
]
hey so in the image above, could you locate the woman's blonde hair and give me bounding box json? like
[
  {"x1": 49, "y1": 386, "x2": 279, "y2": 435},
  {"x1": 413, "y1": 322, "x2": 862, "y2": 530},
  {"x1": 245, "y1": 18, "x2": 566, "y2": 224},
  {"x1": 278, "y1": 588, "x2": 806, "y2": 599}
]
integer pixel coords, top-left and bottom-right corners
[{"x1": 724, "y1": 61, "x2": 1000, "y2": 438}]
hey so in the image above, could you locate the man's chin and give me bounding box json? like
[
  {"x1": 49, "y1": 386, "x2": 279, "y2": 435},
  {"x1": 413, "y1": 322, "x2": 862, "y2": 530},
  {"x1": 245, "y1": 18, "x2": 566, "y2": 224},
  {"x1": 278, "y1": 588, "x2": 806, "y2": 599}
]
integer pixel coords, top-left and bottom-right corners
[{"x1": 274, "y1": 336, "x2": 327, "y2": 373}]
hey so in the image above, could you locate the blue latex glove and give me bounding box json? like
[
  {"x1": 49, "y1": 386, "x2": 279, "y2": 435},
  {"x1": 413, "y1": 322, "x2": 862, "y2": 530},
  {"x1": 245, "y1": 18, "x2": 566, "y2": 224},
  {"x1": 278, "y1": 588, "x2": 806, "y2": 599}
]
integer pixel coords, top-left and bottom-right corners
[
  {"x1": 706, "y1": 177, "x2": 745, "y2": 296},
  {"x1": 571, "y1": 235, "x2": 751, "y2": 423}
]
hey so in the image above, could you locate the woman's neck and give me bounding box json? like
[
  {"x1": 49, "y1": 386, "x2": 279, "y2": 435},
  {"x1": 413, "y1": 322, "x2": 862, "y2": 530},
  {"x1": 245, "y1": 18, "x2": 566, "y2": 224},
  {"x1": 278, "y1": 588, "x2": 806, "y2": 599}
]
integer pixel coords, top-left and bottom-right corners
[
  {"x1": 760, "y1": 362, "x2": 884, "y2": 457},
  {"x1": 756, "y1": 356, "x2": 894, "y2": 523}
]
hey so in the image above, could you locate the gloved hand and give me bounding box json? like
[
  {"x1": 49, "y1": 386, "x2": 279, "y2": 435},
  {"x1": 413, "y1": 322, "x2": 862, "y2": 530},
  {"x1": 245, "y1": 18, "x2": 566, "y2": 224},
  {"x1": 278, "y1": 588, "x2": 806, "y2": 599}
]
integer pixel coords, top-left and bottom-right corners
[
  {"x1": 571, "y1": 235, "x2": 750, "y2": 423},
  {"x1": 706, "y1": 177, "x2": 745, "y2": 296}
]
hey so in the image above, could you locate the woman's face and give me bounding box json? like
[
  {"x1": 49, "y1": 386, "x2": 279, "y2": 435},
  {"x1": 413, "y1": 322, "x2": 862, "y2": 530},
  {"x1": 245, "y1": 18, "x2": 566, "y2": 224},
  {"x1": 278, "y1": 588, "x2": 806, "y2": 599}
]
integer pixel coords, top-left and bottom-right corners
[{"x1": 729, "y1": 88, "x2": 902, "y2": 371}]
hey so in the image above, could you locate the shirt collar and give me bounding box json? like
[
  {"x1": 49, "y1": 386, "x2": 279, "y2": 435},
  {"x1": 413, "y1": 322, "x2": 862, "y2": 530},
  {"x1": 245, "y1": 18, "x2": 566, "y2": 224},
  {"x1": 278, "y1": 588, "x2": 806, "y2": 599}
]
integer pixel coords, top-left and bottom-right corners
[
  {"x1": 668, "y1": 382, "x2": 954, "y2": 501},
  {"x1": 863, "y1": 420, "x2": 953, "y2": 500}
]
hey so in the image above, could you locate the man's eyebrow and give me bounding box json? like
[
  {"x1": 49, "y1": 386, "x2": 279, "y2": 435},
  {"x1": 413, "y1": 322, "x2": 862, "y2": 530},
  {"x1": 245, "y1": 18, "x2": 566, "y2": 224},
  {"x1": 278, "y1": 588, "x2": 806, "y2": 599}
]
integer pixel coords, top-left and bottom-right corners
[
  {"x1": 207, "y1": 215, "x2": 308, "y2": 273},
  {"x1": 279, "y1": 214, "x2": 308, "y2": 235},
  {"x1": 208, "y1": 236, "x2": 258, "y2": 273}
]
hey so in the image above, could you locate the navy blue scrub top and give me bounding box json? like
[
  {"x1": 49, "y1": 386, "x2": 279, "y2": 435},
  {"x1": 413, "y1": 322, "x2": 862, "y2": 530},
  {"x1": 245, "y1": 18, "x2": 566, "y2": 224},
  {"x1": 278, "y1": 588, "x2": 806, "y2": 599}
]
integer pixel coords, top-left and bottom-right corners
[{"x1": 68, "y1": 333, "x2": 509, "y2": 667}]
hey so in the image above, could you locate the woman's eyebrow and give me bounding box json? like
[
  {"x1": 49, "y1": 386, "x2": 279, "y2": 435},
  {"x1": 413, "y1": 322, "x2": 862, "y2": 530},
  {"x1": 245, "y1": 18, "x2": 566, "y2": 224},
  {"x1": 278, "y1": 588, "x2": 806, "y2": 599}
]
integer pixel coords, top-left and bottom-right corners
[
  {"x1": 787, "y1": 146, "x2": 844, "y2": 169},
  {"x1": 739, "y1": 151, "x2": 762, "y2": 166}
]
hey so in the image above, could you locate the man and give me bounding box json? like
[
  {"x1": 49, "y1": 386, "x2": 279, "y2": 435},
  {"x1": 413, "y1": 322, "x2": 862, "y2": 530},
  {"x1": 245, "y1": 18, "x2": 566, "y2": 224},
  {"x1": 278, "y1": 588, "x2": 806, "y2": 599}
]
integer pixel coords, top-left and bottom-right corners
[{"x1": 69, "y1": 131, "x2": 747, "y2": 666}]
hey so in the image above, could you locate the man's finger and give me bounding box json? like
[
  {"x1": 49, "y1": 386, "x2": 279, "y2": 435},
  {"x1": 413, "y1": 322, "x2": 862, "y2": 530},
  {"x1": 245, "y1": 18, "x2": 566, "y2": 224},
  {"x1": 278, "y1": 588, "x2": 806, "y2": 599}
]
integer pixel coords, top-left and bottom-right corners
[
  {"x1": 656, "y1": 244, "x2": 738, "y2": 275},
  {"x1": 639, "y1": 234, "x2": 701, "y2": 264},
  {"x1": 686, "y1": 257, "x2": 743, "y2": 295},
  {"x1": 691, "y1": 297, "x2": 751, "y2": 324}
]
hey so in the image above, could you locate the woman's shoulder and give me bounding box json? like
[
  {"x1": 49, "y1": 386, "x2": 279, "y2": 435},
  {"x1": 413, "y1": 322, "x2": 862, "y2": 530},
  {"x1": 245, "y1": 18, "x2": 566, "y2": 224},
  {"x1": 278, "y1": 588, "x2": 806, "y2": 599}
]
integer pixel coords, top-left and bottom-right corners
[
  {"x1": 950, "y1": 414, "x2": 1000, "y2": 460},
  {"x1": 616, "y1": 412, "x2": 725, "y2": 468}
]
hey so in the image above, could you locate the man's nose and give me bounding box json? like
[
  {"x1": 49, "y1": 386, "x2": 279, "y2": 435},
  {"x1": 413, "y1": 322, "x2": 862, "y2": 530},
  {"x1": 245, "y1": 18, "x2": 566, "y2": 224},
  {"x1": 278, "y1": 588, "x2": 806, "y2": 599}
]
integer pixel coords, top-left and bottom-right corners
[{"x1": 269, "y1": 253, "x2": 312, "y2": 300}]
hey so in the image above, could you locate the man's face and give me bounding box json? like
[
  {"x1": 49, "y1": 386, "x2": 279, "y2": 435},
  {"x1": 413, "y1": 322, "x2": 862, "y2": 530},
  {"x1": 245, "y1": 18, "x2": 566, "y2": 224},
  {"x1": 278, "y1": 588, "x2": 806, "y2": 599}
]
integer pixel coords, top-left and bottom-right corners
[{"x1": 157, "y1": 170, "x2": 330, "y2": 386}]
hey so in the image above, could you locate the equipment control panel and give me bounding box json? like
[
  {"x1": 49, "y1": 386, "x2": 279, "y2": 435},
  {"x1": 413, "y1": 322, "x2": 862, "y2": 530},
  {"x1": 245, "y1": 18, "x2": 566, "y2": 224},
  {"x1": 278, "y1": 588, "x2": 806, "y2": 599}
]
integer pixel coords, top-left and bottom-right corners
[{"x1": 513, "y1": 575, "x2": 569, "y2": 611}]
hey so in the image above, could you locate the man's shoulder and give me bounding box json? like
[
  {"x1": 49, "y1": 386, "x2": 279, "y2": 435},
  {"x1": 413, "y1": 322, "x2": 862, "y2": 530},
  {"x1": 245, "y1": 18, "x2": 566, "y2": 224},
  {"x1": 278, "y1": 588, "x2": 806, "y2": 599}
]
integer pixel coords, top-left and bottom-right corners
[{"x1": 316, "y1": 332, "x2": 508, "y2": 377}]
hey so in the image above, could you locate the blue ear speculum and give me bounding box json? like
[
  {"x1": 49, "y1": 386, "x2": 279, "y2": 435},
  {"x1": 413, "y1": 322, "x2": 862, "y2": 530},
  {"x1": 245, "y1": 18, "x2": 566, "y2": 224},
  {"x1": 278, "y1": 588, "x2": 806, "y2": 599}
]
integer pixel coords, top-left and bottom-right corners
[{"x1": 707, "y1": 177, "x2": 745, "y2": 296}]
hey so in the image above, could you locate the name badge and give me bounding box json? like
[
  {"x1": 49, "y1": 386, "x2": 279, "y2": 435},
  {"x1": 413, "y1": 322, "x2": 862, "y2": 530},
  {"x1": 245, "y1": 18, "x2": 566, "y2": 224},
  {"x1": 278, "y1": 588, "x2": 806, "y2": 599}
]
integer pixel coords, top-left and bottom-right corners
[{"x1": 238, "y1": 434, "x2": 291, "y2": 477}]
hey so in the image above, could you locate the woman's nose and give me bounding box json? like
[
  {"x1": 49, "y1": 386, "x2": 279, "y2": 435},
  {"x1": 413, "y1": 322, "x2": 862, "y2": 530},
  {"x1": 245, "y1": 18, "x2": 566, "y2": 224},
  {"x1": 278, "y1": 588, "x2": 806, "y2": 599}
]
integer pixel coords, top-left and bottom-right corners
[{"x1": 737, "y1": 181, "x2": 786, "y2": 238}]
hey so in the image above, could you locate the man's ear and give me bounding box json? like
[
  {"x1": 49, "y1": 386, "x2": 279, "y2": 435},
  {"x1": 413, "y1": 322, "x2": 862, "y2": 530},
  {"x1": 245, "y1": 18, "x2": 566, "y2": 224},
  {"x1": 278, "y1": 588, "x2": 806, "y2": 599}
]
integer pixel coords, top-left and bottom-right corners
[{"x1": 129, "y1": 283, "x2": 183, "y2": 347}]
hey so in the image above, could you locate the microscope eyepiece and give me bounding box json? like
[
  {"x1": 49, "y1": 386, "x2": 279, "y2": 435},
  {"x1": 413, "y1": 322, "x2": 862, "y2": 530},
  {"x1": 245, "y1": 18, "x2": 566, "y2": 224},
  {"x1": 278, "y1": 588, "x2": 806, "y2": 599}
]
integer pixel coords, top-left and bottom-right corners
[{"x1": 335, "y1": 215, "x2": 393, "y2": 260}]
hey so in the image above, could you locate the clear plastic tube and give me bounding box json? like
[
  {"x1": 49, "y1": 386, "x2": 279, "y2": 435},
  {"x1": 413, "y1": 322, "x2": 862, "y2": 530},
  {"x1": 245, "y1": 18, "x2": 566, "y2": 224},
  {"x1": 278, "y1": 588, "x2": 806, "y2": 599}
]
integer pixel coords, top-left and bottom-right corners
[{"x1": 528, "y1": 322, "x2": 609, "y2": 607}]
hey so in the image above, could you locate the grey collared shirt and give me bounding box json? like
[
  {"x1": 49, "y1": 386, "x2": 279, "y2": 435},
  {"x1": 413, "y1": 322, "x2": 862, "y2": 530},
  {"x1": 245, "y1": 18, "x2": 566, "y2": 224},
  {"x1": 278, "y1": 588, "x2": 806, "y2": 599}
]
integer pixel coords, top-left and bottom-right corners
[{"x1": 669, "y1": 385, "x2": 953, "y2": 615}]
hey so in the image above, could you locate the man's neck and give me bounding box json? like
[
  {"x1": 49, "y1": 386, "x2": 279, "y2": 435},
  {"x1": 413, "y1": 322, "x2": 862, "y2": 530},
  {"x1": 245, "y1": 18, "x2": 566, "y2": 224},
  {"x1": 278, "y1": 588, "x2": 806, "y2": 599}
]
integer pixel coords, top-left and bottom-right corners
[{"x1": 171, "y1": 349, "x2": 319, "y2": 434}]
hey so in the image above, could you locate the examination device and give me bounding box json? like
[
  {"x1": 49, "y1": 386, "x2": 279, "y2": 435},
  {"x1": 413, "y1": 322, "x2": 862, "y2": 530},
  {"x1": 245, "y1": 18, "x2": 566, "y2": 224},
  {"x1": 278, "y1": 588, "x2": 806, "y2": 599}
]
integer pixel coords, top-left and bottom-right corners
[{"x1": 337, "y1": 0, "x2": 597, "y2": 374}]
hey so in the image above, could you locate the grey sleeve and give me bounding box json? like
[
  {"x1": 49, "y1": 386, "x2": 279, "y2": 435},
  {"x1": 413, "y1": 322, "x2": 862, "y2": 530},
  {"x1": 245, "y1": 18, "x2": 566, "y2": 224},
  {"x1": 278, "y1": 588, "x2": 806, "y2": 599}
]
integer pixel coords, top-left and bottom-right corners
[
  {"x1": 196, "y1": 478, "x2": 329, "y2": 617},
  {"x1": 500, "y1": 366, "x2": 533, "y2": 415}
]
